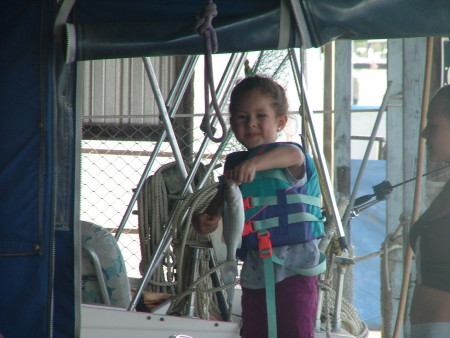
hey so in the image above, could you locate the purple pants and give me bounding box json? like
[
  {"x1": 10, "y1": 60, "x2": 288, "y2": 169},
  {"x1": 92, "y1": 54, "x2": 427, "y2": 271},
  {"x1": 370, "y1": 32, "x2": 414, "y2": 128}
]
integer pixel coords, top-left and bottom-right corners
[{"x1": 240, "y1": 275, "x2": 318, "y2": 338}]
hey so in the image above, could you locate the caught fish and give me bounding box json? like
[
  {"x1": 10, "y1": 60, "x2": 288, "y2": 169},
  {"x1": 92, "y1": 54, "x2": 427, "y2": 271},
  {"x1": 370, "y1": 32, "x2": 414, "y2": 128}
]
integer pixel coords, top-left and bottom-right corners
[{"x1": 222, "y1": 180, "x2": 245, "y2": 277}]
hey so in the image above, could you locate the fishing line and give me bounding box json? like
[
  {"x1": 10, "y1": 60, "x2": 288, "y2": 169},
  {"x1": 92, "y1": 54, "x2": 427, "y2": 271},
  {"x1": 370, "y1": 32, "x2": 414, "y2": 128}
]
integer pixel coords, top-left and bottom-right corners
[{"x1": 354, "y1": 163, "x2": 450, "y2": 207}]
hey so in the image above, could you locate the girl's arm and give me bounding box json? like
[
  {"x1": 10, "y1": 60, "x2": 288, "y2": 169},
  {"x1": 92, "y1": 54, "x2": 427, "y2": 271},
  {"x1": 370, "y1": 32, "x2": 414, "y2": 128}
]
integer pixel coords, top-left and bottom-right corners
[{"x1": 232, "y1": 144, "x2": 305, "y2": 183}]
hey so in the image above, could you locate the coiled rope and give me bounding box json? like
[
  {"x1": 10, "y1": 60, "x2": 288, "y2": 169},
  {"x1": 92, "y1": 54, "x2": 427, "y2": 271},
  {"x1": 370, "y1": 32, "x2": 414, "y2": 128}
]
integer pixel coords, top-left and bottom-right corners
[
  {"x1": 320, "y1": 280, "x2": 370, "y2": 338},
  {"x1": 169, "y1": 181, "x2": 240, "y2": 319},
  {"x1": 137, "y1": 162, "x2": 236, "y2": 320},
  {"x1": 138, "y1": 162, "x2": 176, "y2": 294}
]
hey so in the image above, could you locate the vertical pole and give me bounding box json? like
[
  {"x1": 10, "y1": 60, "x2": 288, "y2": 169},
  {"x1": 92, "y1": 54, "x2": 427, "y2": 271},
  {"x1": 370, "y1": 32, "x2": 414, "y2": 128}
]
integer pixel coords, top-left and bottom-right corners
[
  {"x1": 323, "y1": 42, "x2": 335, "y2": 180},
  {"x1": 186, "y1": 247, "x2": 201, "y2": 317},
  {"x1": 384, "y1": 38, "x2": 404, "y2": 336},
  {"x1": 288, "y1": 49, "x2": 347, "y2": 244},
  {"x1": 393, "y1": 37, "x2": 433, "y2": 338},
  {"x1": 341, "y1": 82, "x2": 393, "y2": 228},
  {"x1": 333, "y1": 41, "x2": 354, "y2": 314}
]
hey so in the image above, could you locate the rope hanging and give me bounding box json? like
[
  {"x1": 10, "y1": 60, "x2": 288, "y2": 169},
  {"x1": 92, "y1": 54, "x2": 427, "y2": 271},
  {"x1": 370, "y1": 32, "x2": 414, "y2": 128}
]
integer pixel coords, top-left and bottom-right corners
[
  {"x1": 137, "y1": 162, "x2": 179, "y2": 294},
  {"x1": 195, "y1": 0, "x2": 227, "y2": 143}
]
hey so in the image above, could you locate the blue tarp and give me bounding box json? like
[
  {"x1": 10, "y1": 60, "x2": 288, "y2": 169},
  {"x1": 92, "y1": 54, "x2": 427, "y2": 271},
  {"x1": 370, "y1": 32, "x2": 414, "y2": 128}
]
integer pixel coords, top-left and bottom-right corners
[
  {"x1": 0, "y1": 2, "x2": 52, "y2": 337},
  {"x1": 0, "y1": 2, "x2": 77, "y2": 337}
]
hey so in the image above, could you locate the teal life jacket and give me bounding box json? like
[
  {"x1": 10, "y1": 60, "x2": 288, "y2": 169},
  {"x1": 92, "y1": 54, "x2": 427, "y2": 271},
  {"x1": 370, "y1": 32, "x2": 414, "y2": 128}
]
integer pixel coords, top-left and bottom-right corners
[
  {"x1": 224, "y1": 142, "x2": 326, "y2": 338},
  {"x1": 224, "y1": 142, "x2": 325, "y2": 260}
]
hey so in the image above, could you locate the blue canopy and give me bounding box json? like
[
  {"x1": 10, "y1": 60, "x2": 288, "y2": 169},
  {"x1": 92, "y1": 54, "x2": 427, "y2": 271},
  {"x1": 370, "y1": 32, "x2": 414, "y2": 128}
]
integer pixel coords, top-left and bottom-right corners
[{"x1": 70, "y1": 0, "x2": 450, "y2": 60}]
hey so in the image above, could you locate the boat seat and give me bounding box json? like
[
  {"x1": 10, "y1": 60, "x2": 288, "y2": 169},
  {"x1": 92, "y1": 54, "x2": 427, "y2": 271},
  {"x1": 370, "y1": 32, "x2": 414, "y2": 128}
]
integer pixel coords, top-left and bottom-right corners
[{"x1": 81, "y1": 220, "x2": 132, "y2": 308}]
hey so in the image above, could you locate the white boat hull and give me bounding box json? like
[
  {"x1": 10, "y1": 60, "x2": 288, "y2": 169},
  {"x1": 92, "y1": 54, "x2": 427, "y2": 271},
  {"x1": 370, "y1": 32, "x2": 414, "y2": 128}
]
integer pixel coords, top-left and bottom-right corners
[
  {"x1": 81, "y1": 304, "x2": 241, "y2": 338},
  {"x1": 80, "y1": 304, "x2": 355, "y2": 338}
]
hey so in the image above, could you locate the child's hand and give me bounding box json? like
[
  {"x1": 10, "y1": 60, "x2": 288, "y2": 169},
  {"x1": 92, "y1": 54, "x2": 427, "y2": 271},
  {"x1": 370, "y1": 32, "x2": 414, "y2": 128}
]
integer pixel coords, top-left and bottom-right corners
[
  {"x1": 231, "y1": 159, "x2": 257, "y2": 184},
  {"x1": 192, "y1": 213, "x2": 220, "y2": 235}
]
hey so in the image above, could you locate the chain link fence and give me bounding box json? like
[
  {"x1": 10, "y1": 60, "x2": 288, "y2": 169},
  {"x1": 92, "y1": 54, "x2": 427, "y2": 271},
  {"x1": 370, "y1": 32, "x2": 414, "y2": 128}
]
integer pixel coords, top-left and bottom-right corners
[{"x1": 81, "y1": 118, "x2": 213, "y2": 278}]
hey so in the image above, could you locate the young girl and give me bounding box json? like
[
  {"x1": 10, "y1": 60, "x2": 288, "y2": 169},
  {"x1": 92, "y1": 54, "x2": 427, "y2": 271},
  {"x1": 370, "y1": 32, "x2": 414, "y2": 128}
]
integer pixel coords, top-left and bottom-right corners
[
  {"x1": 409, "y1": 85, "x2": 450, "y2": 338},
  {"x1": 193, "y1": 75, "x2": 325, "y2": 337}
]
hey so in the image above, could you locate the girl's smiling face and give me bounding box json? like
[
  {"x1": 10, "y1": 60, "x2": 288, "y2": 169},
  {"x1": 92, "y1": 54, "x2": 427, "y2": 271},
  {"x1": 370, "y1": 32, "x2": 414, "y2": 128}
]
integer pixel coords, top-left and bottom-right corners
[
  {"x1": 230, "y1": 89, "x2": 287, "y2": 150},
  {"x1": 422, "y1": 96, "x2": 450, "y2": 162}
]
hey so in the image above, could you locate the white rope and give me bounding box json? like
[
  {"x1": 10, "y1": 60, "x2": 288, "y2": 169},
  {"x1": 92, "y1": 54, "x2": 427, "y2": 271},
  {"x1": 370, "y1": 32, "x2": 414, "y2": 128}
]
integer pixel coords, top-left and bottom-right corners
[
  {"x1": 319, "y1": 279, "x2": 369, "y2": 338},
  {"x1": 169, "y1": 182, "x2": 238, "y2": 319},
  {"x1": 137, "y1": 162, "x2": 174, "y2": 293},
  {"x1": 137, "y1": 161, "x2": 231, "y2": 320}
]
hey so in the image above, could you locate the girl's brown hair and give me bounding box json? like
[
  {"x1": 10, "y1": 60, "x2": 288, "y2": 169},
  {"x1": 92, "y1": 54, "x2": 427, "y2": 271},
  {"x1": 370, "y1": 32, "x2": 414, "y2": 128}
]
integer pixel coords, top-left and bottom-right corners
[{"x1": 229, "y1": 75, "x2": 288, "y2": 117}]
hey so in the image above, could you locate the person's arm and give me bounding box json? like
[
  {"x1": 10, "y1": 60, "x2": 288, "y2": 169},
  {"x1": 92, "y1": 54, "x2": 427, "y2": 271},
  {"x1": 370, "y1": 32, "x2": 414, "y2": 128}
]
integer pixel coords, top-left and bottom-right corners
[
  {"x1": 192, "y1": 186, "x2": 224, "y2": 235},
  {"x1": 231, "y1": 144, "x2": 305, "y2": 183}
]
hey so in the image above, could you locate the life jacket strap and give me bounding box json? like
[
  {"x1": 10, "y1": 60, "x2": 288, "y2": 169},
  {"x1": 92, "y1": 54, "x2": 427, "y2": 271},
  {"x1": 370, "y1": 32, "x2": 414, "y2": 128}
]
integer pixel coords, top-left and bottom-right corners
[
  {"x1": 249, "y1": 193, "x2": 322, "y2": 208},
  {"x1": 258, "y1": 227, "x2": 277, "y2": 335},
  {"x1": 272, "y1": 252, "x2": 327, "y2": 276},
  {"x1": 257, "y1": 230, "x2": 273, "y2": 258},
  {"x1": 252, "y1": 212, "x2": 325, "y2": 231},
  {"x1": 262, "y1": 254, "x2": 277, "y2": 338}
]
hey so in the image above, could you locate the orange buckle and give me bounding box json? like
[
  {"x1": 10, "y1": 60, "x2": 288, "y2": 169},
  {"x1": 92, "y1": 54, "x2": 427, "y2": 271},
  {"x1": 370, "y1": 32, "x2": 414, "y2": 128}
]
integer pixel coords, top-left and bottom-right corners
[
  {"x1": 242, "y1": 221, "x2": 256, "y2": 236},
  {"x1": 243, "y1": 197, "x2": 253, "y2": 210},
  {"x1": 258, "y1": 231, "x2": 272, "y2": 258}
]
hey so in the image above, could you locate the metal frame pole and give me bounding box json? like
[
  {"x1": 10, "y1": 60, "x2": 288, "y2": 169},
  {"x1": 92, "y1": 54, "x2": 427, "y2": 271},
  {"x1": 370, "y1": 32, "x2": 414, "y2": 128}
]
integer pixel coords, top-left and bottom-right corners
[
  {"x1": 115, "y1": 55, "x2": 199, "y2": 239},
  {"x1": 142, "y1": 56, "x2": 192, "y2": 190},
  {"x1": 341, "y1": 81, "x2": 393, "y2": 228},
  {"x1": 128, "y1": 53, "x2": 246, "y2": 312},
  {"x1": 289, "y1": 48, "x2": 350, "y2": 331},
  {"x1": 288, "y1": 48, "x2": 347, "y2": 246}
]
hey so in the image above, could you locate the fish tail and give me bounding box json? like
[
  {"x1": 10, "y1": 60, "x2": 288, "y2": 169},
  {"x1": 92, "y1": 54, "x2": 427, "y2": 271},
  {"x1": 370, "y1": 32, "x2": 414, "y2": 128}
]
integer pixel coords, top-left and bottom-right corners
[{"x1": 223, "y1": 260, "x2": 238, "y2": 277}]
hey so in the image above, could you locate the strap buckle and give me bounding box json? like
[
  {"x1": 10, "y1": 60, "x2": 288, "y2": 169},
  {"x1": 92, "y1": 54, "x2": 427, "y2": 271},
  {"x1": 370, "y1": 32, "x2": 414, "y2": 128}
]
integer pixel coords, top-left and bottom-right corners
[
  {"x1": 243, "y1": 196, "x2": 254, "y2": 210},
  {"x1": 258, "y1": 231, "x2": 272, "y2": 258},
  {"x1": 242, "y1": 221, "x2": 256, "y2": 236}
]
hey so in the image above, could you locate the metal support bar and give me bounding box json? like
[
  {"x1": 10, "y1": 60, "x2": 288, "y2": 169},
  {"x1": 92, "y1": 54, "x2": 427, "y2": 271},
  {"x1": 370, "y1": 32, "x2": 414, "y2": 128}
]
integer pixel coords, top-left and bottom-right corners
[
  {"x1": 179, "y1": 53, "x2": 246, "y2": 316},
  {"x1": 315, "y1": 280, "x2": 325, "y2": 331},
  {"x1": 143, "y1": 56, "x2": 192, "y2": 191},
  {"x1": 185, "y1": 247, "x2": 201, "y2": 317},
  {"x1": 341, "y1": 81, "x2": 393, "y2": 228},
  {"x1": 83, "y1": 245, "x2": 111, "y2": 306},
  {"x1": 288, "y1": 48, "x2": 347, "y2": 246},
  {"x1": 332, "y1": 266, "x2": 346, "y2": 331},
  {"x1": 351, "y1": 199, "x2": 382, "y2": 217},
  {"x1": 115, "y1": 55, "x2": 199, "y2": 239},
  {"x1": 288, "y1": 48, "x2": 351, "y2": 332},
  {"x1": 128, "y1": 53, "x2": 246, "y2": 312}
]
